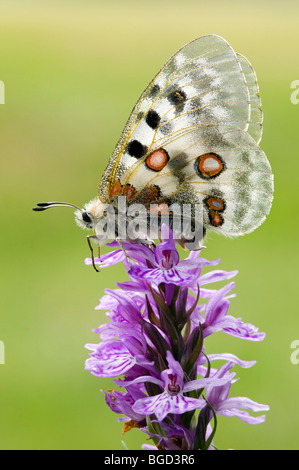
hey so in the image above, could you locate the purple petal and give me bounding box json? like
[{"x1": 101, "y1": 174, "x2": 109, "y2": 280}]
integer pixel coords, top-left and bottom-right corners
[
  {"x1": 203, "y1": 282, "x2": 235, "y2": 327},
  {"x1": 219, "y1": 409, "x2": 267, "y2": 424},
  {"x1": 161, "y1": 224, "x2": 175, "y2": 244},
  {"x1": 125, "y1": 243, "x2": 157, "y2": 266},
  {"x1": 204, "y1": 362, "x2": 235, "y2": 405},
  {"x1": 183, "y1": 372, "x2": 235, "y2": 393},
  {"x1": 85, "y1": 249, "x2": 125, "y2": 267},
  {"x1": 199, "y1": 288, "x2": 237, "y2": 299},
  {"x1": 218, "y1": 396, "x2": 270, "y2": 413},
  {"x1": 85, "y1": 340, "x2": 137, "y2": 377},
  {"x1": 165, "y1": 351, "x2": 185, "y2": 382},
  {"x1": 186, "y1": 252, "x2": 221, "y2": 267},
  {"x1": 197, "y1": 270, "x2": 238, "y2": 286},
  {"x1": 129, "y1": 264, "x2": 199, "y2": 287},
  {"x1": 104, "y1": 289, "x2": 143, "y2": 323},
  {"x1": 179, "y1": 258, "x2": 219, "y2": 271},
  {"x1": 219, "y1": 316, "x2": 266, "y2": 342},
  {"x1": 200, "y1": 353, "x2": 256, "y2": 369},
  {"x1": 116, "y1": 279, "x2": 152, "y2": 295},
  {"x1": 102, "y1": 388, "x2": 145, "y2": 422},
  {"x1": 93, "y1": 323, "x2": 146, "y2": 349},
  {"x1": 133, "y1": 392, "x2": 202, "y2": 421},
  {"x1": 155, "y1": 245, "x2": 179, "y2": 269}
]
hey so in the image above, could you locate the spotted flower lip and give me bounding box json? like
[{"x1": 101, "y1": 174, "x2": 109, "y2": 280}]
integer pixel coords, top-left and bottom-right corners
[
  {"x1": 84, "y1": 227, "x2": 268, "y2": 450},
  {"x1": 115, "y1": 351, "x2": 235, "y2": 422},
  {"x1": 85, "y1": 225, "x2": 224, "y2": 288},
  {"x1": 127, "y1": 226, "x2": 223, "y2": 287}
]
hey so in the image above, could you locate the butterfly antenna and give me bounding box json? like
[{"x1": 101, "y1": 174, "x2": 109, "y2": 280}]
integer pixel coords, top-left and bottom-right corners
[{"x1": 32, "y1": 202, "x2": 81, "y2": 212}]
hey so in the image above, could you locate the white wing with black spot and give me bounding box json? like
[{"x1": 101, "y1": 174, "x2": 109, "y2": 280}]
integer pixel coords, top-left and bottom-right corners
[
  {"x1": 99, "y1": 35, "x2": 252, "y2": 201},
  {"x1": 98, "y1": 34, "x2": 273, "y2": 238}
]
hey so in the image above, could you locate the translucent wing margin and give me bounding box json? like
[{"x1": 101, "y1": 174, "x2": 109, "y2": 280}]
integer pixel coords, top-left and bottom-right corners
[{"x1": 236, "y1": 53, "x2": 263, "y2": 144}]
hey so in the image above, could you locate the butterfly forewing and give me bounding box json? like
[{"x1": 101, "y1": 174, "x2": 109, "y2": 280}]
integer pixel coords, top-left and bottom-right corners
[
  {"x1": 98, "y1": 34, "x2": 273, "y2": 240},
  {"x1": 99, "y1": 35, "x2": 251, "y2": 200}
]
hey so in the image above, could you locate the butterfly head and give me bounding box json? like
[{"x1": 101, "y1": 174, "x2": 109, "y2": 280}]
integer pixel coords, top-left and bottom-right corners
[
  {"x1": 33, "y1": 198, "x2": 108, "y2": 232},
  {"x1": 74, "y1": 198, "x2": 108, "y2": 230}
]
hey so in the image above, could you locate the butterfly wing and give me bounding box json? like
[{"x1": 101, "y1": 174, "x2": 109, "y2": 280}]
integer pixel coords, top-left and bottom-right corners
[
  {"x1": 236, "y1": 53, "x2": 263, "y2": 144},
  {"x1": 98, "y1": 35, "x2": 273, "y2": 239},
  {"x1": 116, "y1": 126, "x2": 273, "y2": 236},
  {"x1": 99, "y1": 34, "x2": 252, "y2": 202}
]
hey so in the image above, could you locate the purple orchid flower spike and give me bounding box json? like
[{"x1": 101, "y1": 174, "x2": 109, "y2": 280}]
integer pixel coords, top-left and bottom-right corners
[{"x1": 84, "y1": 227, "x2": 269, "y2": 450}]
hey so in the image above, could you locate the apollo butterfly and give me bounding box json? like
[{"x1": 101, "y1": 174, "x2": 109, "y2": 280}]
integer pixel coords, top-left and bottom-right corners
[{"x1": 33, "y1": 35, "x2": 274, "y2": 270}]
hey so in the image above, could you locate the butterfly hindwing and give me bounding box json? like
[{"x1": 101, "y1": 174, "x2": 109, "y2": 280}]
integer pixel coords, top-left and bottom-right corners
[
  {"x1": 178, "y1": 128, "x2": 273, "y2": 236},
  {"x1": 236, "y1": 53, "x2": 263, "y2": 144},
  {"x1": 114, "y1": 126, "x2": 272, "y2": 236}
]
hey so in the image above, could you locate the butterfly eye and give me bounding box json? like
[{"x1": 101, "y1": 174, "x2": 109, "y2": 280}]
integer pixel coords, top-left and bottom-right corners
[{"x1": 82, "y1": 211, "x2": 92, "y2": 224}]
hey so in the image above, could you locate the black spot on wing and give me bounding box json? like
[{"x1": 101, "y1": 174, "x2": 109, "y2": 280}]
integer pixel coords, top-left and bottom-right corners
[
  {"x1": 136, "y1": 111, "x2": 144, "y2": 122},
  {"x1": 126, "y1": 140, "x2": 147, "y2": 159},
  {"x1": 146, "y1": 110, "x2": 161, "y2": 129},
  {"x1": 149, "y1": 84, "x2": 160, "y2": 98},
  {"x1": 168, "y1": 153, "x2": 189, "y2": 171},
  {"x1": 167, "y1": 88, "x2": 187, "y2": 113},
  {"x1": 159, "y1": 121, "x2": 173, "y2": 135}
]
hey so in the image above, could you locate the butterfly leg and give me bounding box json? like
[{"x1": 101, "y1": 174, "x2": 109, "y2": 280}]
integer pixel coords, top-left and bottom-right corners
[{"x1": 86, "y1": 235, "x2": 100, "y2": 272}]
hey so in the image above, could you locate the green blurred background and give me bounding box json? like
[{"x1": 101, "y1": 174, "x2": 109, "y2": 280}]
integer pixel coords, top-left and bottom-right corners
[{"x1": 0, "y1": 0, "x2": 298, "y2": 450}]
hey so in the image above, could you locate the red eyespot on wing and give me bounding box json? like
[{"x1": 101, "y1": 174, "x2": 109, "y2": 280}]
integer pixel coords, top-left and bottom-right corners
[
  {"x1": 209, "y1": 210, "x2": 224, "y2": 227},
  {"x1": 205, "y1": 196, "x2": 225, "y2": 212},
  {"x1": 204, "y1": 196, "x2": 226, "y2": 228},
  {"x1": 196, "y1": 153, "x2": 225, "y2": 179},
  {"x1": 109, "y1": 180, "x2": 123, "y2": 198},
  {"x1": 146, "y1": 149, "x2": 169, "y2": 172},
  {"x1": 137, "y1": 185, "x2": 160, "y2": 203},
  {"x1": 123, "y1": 184, "x2": 136, "y2": 201}
]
